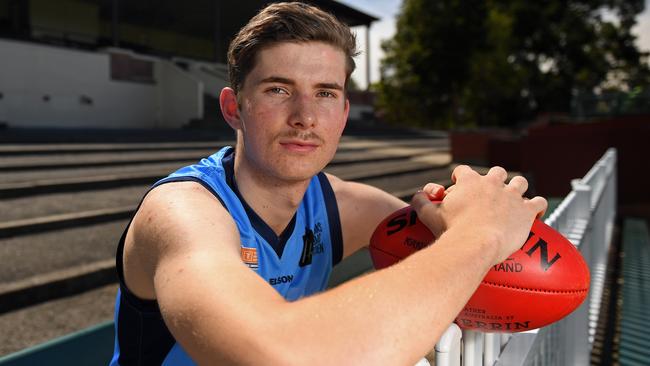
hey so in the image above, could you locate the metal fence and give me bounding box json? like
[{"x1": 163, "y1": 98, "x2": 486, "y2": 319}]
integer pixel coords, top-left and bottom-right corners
[{"x1": 432, "y1": 148, "x2": 618, "y2": 366}]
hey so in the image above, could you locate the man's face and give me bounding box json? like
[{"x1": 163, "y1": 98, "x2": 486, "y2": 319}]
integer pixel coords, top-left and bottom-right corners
[{"x1": 234, "y1": 41, "x2": 349, "y2": 182}]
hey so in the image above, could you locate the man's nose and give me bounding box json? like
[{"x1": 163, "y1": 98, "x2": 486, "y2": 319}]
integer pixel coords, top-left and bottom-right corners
[{"x1": 288, "y1": 95, "x2": 317, "y2": 129}]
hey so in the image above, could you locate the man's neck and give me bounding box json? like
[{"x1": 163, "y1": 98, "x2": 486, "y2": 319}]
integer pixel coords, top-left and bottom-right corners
[{"x1": 233, "y1": 152, "x2": 311, "y2": 236}]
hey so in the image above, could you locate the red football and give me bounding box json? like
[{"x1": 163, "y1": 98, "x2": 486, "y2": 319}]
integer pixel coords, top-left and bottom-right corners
[{"x1": 369, "y1": 202, "x2": 590, "y2": 332}]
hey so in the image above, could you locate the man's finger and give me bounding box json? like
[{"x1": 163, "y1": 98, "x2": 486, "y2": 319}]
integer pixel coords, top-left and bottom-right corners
[
  {"x1": 451, "y1": 165, "x2": 477, "y2": 183},
  {"x1": 507, "y1": 176, "x2": 528, "y2": 195},
  {"x1": 487, "y1": 166, "x2": 508, "y2": 183},
  {"x1": 421, "y1": 183, "x2": 445, "y2": 199},
  {"x1": 528, "y1": 196, "x2": 548, "y2": 219}
]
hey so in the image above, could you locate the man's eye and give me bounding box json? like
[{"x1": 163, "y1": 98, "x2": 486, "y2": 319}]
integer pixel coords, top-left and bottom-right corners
[
  {"x1": 268, "y1": 87, "x2": 288, "y2": 94},
  {"x1": 317, "y1": 91, "x2": 336, "y2": 98}
]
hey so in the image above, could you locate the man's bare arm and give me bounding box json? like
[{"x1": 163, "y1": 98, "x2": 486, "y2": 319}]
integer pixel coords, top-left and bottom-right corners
[
  {"x1": 325, "y1": 173, "x2": 447, "y2": 259},
  {"x1": 127, "y1": 166, "x2": 545, "y2": 366}
]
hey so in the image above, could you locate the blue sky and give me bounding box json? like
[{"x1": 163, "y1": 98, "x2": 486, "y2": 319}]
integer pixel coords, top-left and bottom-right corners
[{"x1": 340, "y1": 0, "x2": 650, "y2": 89}]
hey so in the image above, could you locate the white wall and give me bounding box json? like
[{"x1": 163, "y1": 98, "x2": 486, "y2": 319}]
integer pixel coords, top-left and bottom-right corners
[
  {"x1": 189, "y1": 66, "x2": 229, "y2": 99},
  {"x1": 0, "y1": 39, "x2": 202, "y2": 128},
  {"x1": 173, "y1": 57, "x2": 229, "y2": 98},
  {"x1": 157, "y1": 61, "x2": 203, "y2": 128}
]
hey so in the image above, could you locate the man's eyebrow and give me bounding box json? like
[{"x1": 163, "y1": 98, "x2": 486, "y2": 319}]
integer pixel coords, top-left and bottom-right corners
[
  {"x1": 259, "y1": 76, "x2": 294, "y2": 85},
  {"x1": 258, "y1": 77, "x2": 343, "y2": 91},
  {"x1": 316, "y1": 82, "x2": 344, "y2": 91}
]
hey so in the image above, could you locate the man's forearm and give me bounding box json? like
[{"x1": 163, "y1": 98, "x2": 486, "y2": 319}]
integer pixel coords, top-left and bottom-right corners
[{"x1": 273, "y1": 227, "x2": 497, "y2": 366}]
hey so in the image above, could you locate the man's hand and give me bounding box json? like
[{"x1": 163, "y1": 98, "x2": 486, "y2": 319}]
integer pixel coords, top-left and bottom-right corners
[
  {"x1": 420, "y1": 182, "x2": 447, "y2": 200},
  {"x1": 412, "y1": 165, "x2": 547, "y2": 265}
]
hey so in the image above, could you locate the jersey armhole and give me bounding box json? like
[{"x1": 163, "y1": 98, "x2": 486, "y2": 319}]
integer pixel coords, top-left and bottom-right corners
[{"x1": 317, "y1": 173, "x2": 343, "y2": 266}]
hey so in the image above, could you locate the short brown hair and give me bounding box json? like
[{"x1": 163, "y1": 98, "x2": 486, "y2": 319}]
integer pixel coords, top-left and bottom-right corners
[{"x1": 227, "y1": 2, "x2": 358, "y2": 94}]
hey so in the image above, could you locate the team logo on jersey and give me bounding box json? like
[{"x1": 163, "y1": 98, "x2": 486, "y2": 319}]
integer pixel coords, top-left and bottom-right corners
[
  {"x1": 241, "y1": 246, "x2": 258, "y2": 270},
  {"x1": 299, "y1": 223, "x2": 324, "y2": 267}
]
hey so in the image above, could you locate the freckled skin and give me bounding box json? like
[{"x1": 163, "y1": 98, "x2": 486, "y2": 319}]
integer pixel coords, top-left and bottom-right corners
[
  {"x1": 217, "y1": 41, "x2": 353, "y2": 234},
  {"x1": 233, "y1": 42, "x2": 349, "y2": 184}
]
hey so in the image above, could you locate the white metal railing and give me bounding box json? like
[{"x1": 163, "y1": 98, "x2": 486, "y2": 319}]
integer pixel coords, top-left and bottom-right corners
[{"x1": 430, "y1": 148, "x2": 617, "y2": 366}]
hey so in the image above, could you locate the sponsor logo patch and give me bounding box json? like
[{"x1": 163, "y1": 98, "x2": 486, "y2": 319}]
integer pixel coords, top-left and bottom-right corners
[
  {"x1": 269, "y1": 275, "x2": 294, "y2": 286},
  {"x1": 241, "y1": 246, "x2": 258, "y2": 270}
]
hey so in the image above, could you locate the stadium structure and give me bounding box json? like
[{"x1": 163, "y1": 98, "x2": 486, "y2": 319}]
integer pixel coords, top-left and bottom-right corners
[
  {"x1": 1, "y1": 2, "x2": 648, "y2": 366},
  {"x1": 0, "y1": 0, "x2": 378, "y2": 130}
]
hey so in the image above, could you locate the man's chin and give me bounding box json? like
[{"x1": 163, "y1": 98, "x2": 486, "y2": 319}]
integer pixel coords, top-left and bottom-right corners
[
  {"x1": 277, "y1": 163, "x2": 326, "y2": 182},
  {"x1": 280, "y1": 170, "x2": 321, "y2": 183}
]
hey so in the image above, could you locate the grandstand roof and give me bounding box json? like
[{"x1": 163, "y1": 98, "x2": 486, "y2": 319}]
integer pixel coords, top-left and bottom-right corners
[
  {"x1": 0, "y1": 0, "x2": 379, "y2": 63},
  {"x1": 109, "y1": 0, "x2": 378, "y2": 38}
]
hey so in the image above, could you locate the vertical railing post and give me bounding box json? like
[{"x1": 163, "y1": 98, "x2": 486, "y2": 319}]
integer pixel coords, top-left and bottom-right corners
[
  {"x1": 435, "y1": 324, "x2": 462, "y2": 366},
  {"x1": 570, "y1": 180, "x2": 591, "y2": 223},
  {"x1": 484, "y1": 333, "x2": 501, "y2": 365},
  {"x1": 462, "y1": 330, "x2": 484, "y2": 366}
]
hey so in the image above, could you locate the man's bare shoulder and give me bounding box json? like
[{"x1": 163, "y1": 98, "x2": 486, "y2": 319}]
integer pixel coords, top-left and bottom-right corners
[
  {"x1": 135, "y1": 182, "x2": 230, "y2": 226},
  {"x1": 134, "y1": 181, "x2": 237, "y2": 245},
  {"x1": 126, "y1": 181, "x2": 241, "y2": 284}
]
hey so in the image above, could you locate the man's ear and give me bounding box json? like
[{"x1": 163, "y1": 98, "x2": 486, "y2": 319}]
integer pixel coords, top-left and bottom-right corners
[
  {"x1": 341, "y1": 98, "x2": 350, "y2": 132},
  {"x1": 220, "y1": 87, "x2": 242, "y2": 130}
]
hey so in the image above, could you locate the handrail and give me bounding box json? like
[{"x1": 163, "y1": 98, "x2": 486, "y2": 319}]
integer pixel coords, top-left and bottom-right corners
[{"x1": 434, "y1": 148, "x2": 618, "y2": 366}]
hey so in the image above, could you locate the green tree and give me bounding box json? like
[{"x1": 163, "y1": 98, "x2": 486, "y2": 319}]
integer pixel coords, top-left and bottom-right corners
[
  {"x1": 376, "y1": 0, "x2": 649, "y2": 128},
  {"x1": 376, "y1": 0, "x2": 488, "y2": 128}
]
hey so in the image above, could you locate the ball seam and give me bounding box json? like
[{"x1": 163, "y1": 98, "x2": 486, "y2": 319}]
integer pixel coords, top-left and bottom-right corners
[{"x1": 481, "y1": 280, "x2": 588, "y2": 294}]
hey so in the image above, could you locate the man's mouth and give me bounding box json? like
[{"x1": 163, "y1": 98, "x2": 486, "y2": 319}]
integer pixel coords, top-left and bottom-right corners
[{"x1": 279, "y1": 139, "x2": 320, "y2": 152}]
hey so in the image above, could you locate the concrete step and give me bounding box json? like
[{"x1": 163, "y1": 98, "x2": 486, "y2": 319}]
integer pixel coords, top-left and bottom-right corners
[
  {"x1": 0, "y1": 135, "x2": 446, "y2": 156},
  {"x1": 0, "y1": 138, "x2": 447, "y2": 186},
  {"x1": 0, "y1": 260, "x2": 116, "y2": 313},
  {"x1": 0, "y1": 284, "x2": 118, "y2": 357},
  {"x1": 0, "y1": 150, "x2": 450, "y2": 198},
  {"x1": 0, "y1": 206, "x2": 135, "y2": 238},
  {"x1": 0, "y1": 151, "x2": 450, "y2": 221},
  {"x1": 0, "y1": 170, "x2": 453, "y2": 313},
  {"x1": 0, "y1": 145, "x2": 446, "y2": 171},
  {"x1": 0, "y1": 149, "x2": 223, "y2": 171},
  {"x1": 0, "y1": 220, "x2": 127, "y2": 286},
  {"x1": 0, "y1": 186, "x2": 148, "y2": 223},
  {"x1": 0, "y1": 156, "x2": 451, "y2": 238},
  {"x1": 0, "y1": 141, "x2": 233, "y2": 156}
]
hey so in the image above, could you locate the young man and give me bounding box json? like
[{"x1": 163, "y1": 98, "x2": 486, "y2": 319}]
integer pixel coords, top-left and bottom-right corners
[{"x1": 110, "y1": 2, "x2": 547, "y2": 365}]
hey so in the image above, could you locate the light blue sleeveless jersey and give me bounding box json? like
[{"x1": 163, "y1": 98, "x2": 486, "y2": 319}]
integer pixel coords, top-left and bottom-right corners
[{"x1": 110, "y1": 146, "x2": 343, "y2": 365}]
